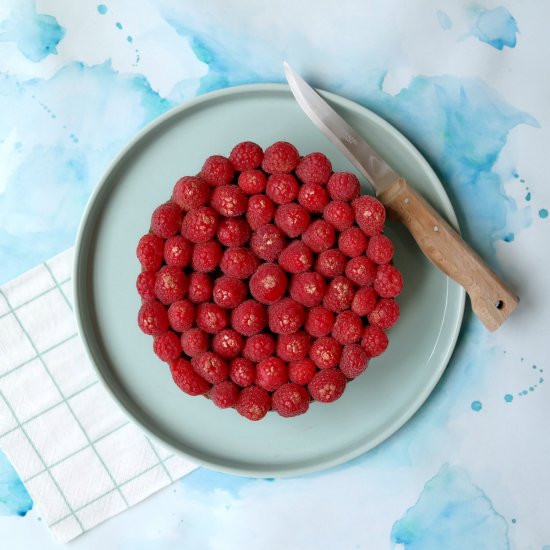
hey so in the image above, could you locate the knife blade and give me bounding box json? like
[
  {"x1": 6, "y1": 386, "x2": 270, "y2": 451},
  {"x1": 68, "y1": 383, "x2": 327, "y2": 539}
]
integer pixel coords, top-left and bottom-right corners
[{"x1": 283, "y1": 62, "x2": 519, "y2": 331}]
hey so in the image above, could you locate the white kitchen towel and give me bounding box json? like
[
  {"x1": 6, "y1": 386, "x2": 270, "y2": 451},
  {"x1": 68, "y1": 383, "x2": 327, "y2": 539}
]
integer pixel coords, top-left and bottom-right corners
[{"x1": 0, "y1": 247, "x2": 198, "y2": 543}]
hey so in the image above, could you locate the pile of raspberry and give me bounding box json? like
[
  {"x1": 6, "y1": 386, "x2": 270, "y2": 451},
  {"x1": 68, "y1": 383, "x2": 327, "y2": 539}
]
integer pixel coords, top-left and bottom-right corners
[{"x1": 136, "y1": 141, "x2": 402, "y2": 421}]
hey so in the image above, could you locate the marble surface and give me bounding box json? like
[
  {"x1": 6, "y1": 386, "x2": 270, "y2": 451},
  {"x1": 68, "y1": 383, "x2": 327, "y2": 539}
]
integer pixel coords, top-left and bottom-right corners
[{"x1": 1, "y1": 0, "x2": 549, "y2": 548}]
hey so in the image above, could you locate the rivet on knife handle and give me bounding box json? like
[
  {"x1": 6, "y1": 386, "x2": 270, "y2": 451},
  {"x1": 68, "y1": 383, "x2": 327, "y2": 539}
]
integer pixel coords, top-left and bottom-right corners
[{"x1": 378, "y1": 177, "x2": 519, "y2": 331}]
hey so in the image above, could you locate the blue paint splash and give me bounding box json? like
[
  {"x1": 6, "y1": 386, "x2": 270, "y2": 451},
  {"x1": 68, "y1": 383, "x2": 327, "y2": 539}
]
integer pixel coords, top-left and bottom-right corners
[
  {"x1": 97, "y1": 4, "x2": 108, "y2": 15},
  {"x1": 539, "y1": 208, "x2": 548, "y2": 219},
  {"x1": 391, "y1": 465, "x2": 509, "y2": 549},
  {"x1": 469, "y1": 7, "x2": 518, "y2": 50},
  {"x1": 0, "y1": 451, "x2": 33, "y2": 517},
  {"x1": 471, "y1": 400, "x2": 482, "y2": 412},
  {"x1": 437, "y1": 11, "x2": 452, "y2": 30},
  {"x1": 504, "y1": 394, "x2": 513, "y2": 403}
]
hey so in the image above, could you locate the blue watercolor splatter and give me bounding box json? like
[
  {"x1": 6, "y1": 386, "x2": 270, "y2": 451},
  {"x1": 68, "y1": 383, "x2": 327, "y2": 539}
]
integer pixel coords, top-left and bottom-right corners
[
  {"x1": 471, "y1": 400, "x2": 483, "y2": 412},
  {"x1": 116, "y1": 21, "x2": 123, "y2": 30},
  {"x1": 504, "y1": 394, "x2": 513, "y2": 403},
  {"x1": 469, "y1": 7, "x2": 519, "y2": 50},
  {"x1": 97, "y1": 4, "x2": 108, "y2": 15},
  {"x1": 127, "y1": 35, "x2": 133, "y2": 43},
  {"x1": 525, "y1": 192, "x2": 531, "y2": 201},
  {"x1": 0, "y1": 451, "x2": 33, "y2": 517},
  {"x1": 502, "y1": 233, "x2": 514, "y2": 242},
  {"x1": 437, "y1": 10, "x2": 452, "y2": 30},
  {"x1": 539, "y1": 208, "x2": 548, "y2": 219},
  {"x1": 391, "y1": 464, "x2": 509, "y2": 549}
]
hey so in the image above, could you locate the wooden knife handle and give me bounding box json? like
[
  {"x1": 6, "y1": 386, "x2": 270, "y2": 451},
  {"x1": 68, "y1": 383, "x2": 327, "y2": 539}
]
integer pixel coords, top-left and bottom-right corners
[{"x1": 378, "y1": 177, "x2": 519, "y2": 331}]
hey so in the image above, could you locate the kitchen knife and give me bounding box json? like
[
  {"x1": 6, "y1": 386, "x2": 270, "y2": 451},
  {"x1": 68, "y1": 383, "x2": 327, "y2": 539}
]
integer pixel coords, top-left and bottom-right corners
[{"x1": 283, "y1": 62, "x2": 519, "y2": 331}]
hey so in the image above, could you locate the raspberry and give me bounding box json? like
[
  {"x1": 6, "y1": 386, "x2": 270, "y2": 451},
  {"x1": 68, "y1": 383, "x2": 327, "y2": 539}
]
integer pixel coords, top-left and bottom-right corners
[
  {"x1": 309, "y1": 337, "x2": 342, "y2": 369},
  {"x1": 187, "y1": 272, "x2": 213, "y2": 303},
  {"x1": 288, "y1": 358, "x2": 317, "y2": 385},
  {"x1": 323, "y1": 201, "x2": 355, "y2": 231},
  {"x1": 315, "y1": 249, "x2": 347, "y2": 279},
  {"x1": 353, "y1": 195, "x2": 386, "y2": 236},
  {"x1": 220, "y1": 247, "x2": 259, "y2": 279},
  {"x1": 243, "y1": 333, "x2": 276, "y2": 362},
  {"x1": 212, "y1": 329, "x2": 244, "y2": 360},
  {"x1": 295, "y1": 152, "x2": 332, "y2": 185},
  {"x1": 230, "y1": 357, "x2": 255, "y2": 387},
  {"x1": 192, "y1": 240, "x2": 222, "y2": 273},
  {"x1": 231, "y1": 300, "x2": 268, "y2": 336},
  {"x1": 367, "y1": 234, "x2": 394, "y2": 264},
  {"x1": 246, "y1": 195, "x2": 276, "y2": 231},
  {"x1": 307, "y1": 368, "x2": 346, "y2": 403},
  {"x1": 268, "y1": 297, "x2": 306, "y2": 335},
  {"x1": 137, "y1": 233, "x2": 164, "y2": 271},
  {"x1": 256, "y1": 357, "x2": 288, "y2": 391},
  {"x1": 136, "y1": 271, "x2": 156, "y2": 301},
  {"x1": 172, "y1": 176, "x2": 210, "y2": 211},
  {"x1": 266, "y1": 173, "x2": 299, "y2": 205},
  {"x1": 250, "y1": 224, "x2": 286, "y2": 261},
  {"x1": 200, "y1": 155, "x2": 235, "y2": 187},
  {"x1": 229, "y1": 141, "x2": 263, "y2": 171},
  {"x1": 298, "y1": 182, "x2": 329, "y2": 213},
  {"x1": 340, "y1": 344, "x2": 369, "y2": 378},
  {"x1": 368, "y1": 298, "x2": 400, "y2": 330},
  {"x1": 345, "y1": 256, "x2": 378, "y2": 286},
  {"x1": 275, "y1": 203, "x2": 311, "y2": 238},
  {"x1": 192, "y1": 352, "x2": 228, "y2": 384},
  {"x1": 289, "y1": 271, "x2": 327, "y2": 308},
  {"x1": 374, "y1": 264, "x2": 403, "y2": 298},
  {"x1": 153, "y1": 331, "x2": 182, "y2": 362},
  {"x1": 164, "y1": 235, "x2": 193, "y2": 267},
  {"x1": 167, "y1": 299, "x2": 195, "y2": 332},
  {"x1": 182, "y1": 206, "x2": 218, "y2": 243},
  {"x1": 339, "y1": 226, "x2": 368, "y2": 258},
  {"x1": 302, "y1": 220, "x2": 336, "y2": 253},
  {"x1": 351, "y1": 286, "x2": 379, "y2": 317},
  {"x1": 361, "y1": 325, "x2": 389, "y2": 357},
  {"x1": 276, "y1": 331, "x2": 310, "y2": 362},
  {"x1": 272, "y1": 383, "x2": 310, "y2": 417},
  {"x1": 196, "y1": 302, "x2": 228, "y2": 333},
  {"x1": 238, "y1": 169, "x2": 267, "y2": 195},
  {"x1": 150, "y1": 202, "x2": 182, "y2": 239},
  {"x1": 181, "y1": 327, "x2": 209, "y2": 357},
  {"x1": 211, "y1": 185, "x2": 247, "y2": 217},
  {"x1": 138, "y1": 300, "x2": 169, "y2": 335},
  {"x1": 210, "y1": 380, "x2": 240, "y2": 409},
  {"x1": 249, "y1": 263, "x2": 288, "y2": 305},
  {"x1": 305, "y1": 306, "x2": 335, "y2": 337},
  {"x1": 278, "y1": 241, "x2": 313, "y2": 273},
  {"x1": 236, "y1": 385, "x2": 271, "y2": 421},
  {"x1": 216, "y1": 217, "x2": 251, "y2": 247},
  {"x1": 332, "y1": 311, "x2": 363, "y2": 345},
  {"x1": 261, "y1": 141, "x2": 299, "y2": 174},
  {"x1": 155, "y1": 265, "x2": 187, "y2": 305},
  {"x1": 170, "y1": 358, "x2": 210, "y2": 396},
  {"x1": 212, "y1": 276, "x2": 247, "y2": 309},
  {"x1": 327, "y1": 172, "x2": 360, "y2": 201},
  {"x1": 323, "y1": 276, "x2": 355, "y2": 312}
]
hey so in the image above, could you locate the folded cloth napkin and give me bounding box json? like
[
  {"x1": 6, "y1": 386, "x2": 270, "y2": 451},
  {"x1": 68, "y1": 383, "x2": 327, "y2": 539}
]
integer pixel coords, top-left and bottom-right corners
[{"x1": 0, "y1": 248, "x2": 198, "y2": 543}]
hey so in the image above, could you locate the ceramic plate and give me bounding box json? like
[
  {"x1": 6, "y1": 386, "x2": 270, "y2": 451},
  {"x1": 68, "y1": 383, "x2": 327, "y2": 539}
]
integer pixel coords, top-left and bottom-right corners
[{"x1": 74, "y1": 84, "x2": 465, "y2": 477}]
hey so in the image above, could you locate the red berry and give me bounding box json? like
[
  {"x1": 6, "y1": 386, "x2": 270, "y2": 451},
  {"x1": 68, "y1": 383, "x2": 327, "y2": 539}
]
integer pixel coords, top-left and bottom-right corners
[
  {"x1": 289, "y1": 271, "x2": 327, "y2": 308},
  {"x1": 182, "y1": 206, "x2": 219, "y2": 243},
  {"x1": 278, "y1": 241, "x2": 314, "y2": 273},
  {"x1": 315, "y1": 249, "x2": 347, "y2": 279},
  {"x1": 137, "y1": 233, "x2": 164, "y2": 271},
  {"x1": 201, "y1": 155, "x2": 235, "y2": 187},
  {"x1": 374, "y1": 264, "x2": 403, "y2": 298},
  {"x1": 352, "y1": 195, "x2": 386, "y2": 236},
  {"x1": 216, "y1": 217, "x2": 251, "y2": 247},
  {"x1": 310, "y1": 337, "x2": 342, "y2": 369},
  {"x1": 236, "y1": 385, "x2": 271, "y2": 421},
  {"x1": 187, "y1": 272, "x2": 213, "y2": 303},
  {"x1": 351, "y1": 286, "x2": 379, "y2": 316},
  {"x1": 192, "y1": 352, "x2": 228, "y2": 384},
  {"x1": 266, "y1": 173, "x2": 299, "y2": 204},
  {"x1": 268, "y1": 297, "x2": 306, "y2": 335},
  {"x1": 307, "y1": 368, "x2": 346, "y2": 403},
  {"x1": 276, "y1": 331, "x2": 310, "y2": 362},
  {"x1": 298, "y1": 182, "x2": 329, "y2": 213},
  {"x1": 327, "y1": 172, "x2": 360, "y2": 201},
  {"x1": 231, "y1": 300, "x2": 268, "y2": 336},
  {"x1": 238, "y1": 169, "x2": 267, "y2": 195},
  {"x1": 155, "y1": 265, "x2": 187, "y2": 305},
  {"x1": 138, "y1": 300, "x2": 169, "y2": 335},
  {"x1": 229, "y1": 141, "x2": 263, "y2": 171},
  {"x1": 246, "y1": 194, "x2": 276, "y2": 229},
  {"x1": 211, "y1": 185, "x2": 248, "y2": 217},
  {"x1": 249, "y1": 263, "x2": 288, "y2": 305},
  {"x1": 305, "y1": 306, "x2": 335, "y2": 337},
  {"x1": 361, "y1": 325, "x2": 389, "y2": 357},
  {"x1": 272, "y1": 383, "x2": 310, "y2": 418},
  {"x1": 367, "y1": 234, "x2": 394, "y2": 264},
  {"x1": 212, "y1": 276, "x2": 247, "y2": 309},
  {"x1": 192, "y1": 240, "x2": 222, "y2": 273},
  {"x1": 167, "y1": 299, "x2": 195, "y2": 332},
  {"x1": 172, "y1": 176, "x2": 210, "y2": 211},
  {"x1": 136, "y1": 271, "x2": 156, "y2": 301},
  {"x1": 296, "y1": 152, "x2": 332, "y2": 185},
  {"x1": 323, "y1": 276, "x2": 355, "y2": 312},
  {"x1": 250, "y1": 224, "x2": 286, "y2": 261},
  {"x1": 275, "y1": 203, "x2": 311, "y2": 238},
  {"x1": 288, "y1": 358, "x2": 317, "y2": 385},
  {"x1": 339, "y1": 226, "x2": 368, "y2": 258},
  {"x1": 262, "y1": 141, "x2": 299, "y2": 174},
  {"x1": 243, "y1": 333, "x2": 276, "y2": 362},
  {"x1": 212, "y1": 329, "x2": 244, "y2": 360},
  {"x1": 150, "y1": 202, "x2": 182, "y2": 239},
  {"x1": 345, "y1": 256, "x2": 378, "y2": 286},
  {"x1": 340, "y1": 344, "x2": 369, "y2": 378},
  {"x1": 256, "y1": 356, "x2": 288, "y2": 391},
  {"x1": 196, "y1": 302, "x2": 228, "y2": 333},
  {"x1": 220, "y1": 247, "x2": 260, "y2": 279},
  {"x1": 302, "y1": 220, "x2": 336, "y2": 253},
  {"x1": 164, "y1": 235, "x2": 193, "y2": 267},
  {"x1": 230, "y1": 357, "x2": 256, "y2": 387},
  {"x1": 323, "y1": 201, "x2": 354, "y2": 231},
  {"x1": 210, "y1": 380, "x2": 240, "y2": 409},
  {"x1": 153, "y1": 331, "x2": 182, "y2": 362},
  {"x1": 368, "y1": 298, "x2": 400, "y2": 330},
  {"x1": 332, "y1": 311, "x2": 363, "y2": 345},
  {"x1": 181, "y1": 328, "x2": 209, "y2": 357},
  {"x1": 170, "y1": 358, "x2": 210, "y2": 396}
]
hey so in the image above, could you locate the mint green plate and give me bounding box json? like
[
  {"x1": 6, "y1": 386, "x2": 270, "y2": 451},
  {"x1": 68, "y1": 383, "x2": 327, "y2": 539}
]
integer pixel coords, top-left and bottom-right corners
[{"x1": 74, "y1": 84, "x2": 465, "y2": 477}]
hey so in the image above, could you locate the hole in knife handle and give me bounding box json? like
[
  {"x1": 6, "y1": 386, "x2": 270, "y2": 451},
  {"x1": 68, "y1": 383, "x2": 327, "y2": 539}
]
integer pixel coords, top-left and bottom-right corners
[{"x1": 495, "y1": 300, "x2": 504, "y2": 310}]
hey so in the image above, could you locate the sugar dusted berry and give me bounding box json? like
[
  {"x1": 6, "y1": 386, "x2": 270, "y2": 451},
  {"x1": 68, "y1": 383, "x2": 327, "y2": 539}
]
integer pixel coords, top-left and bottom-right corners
[
  {"x1": 182, "y1": 206, "x2": 218, "y2": 243},
  {"x1": 353, "y1": 195, "x2": 386, "y2": 236},
  {"x1": 296, "y1": 152, "x2": 332, "y2": 185},
  {"x1": 256, "y1": 356, "x2": 288, "y2": 391},
  {"x1": 238, "y1": 169, "x2": 267, "y2": 195},
  {"x1": 298, "y1": 182, "x2": 329, "y2": 213},
  {"x1": 167, "y1": 299, "x2": 195, "y2": 332},
  {"x1": 310, "y1": 336, "x2": 342, "y2": 369},
  {"x1": 213, "y1": 276, "x2": 247, "y2": 309},
  {"x1": 155, "y1": 265, "x2": 187, "y2": 305},
  {"x1": 289, "y1": 271, "x2": 326, "y2": 308},
  {"x1": 345, "y1": 256, "x2": 378, "y2": 286},
  {"x1": 210, "y1": 380, "x2": 240, "y2": 409},
  {"x1": 323, "y1": 201, "x2": 355, "y2": 231},
  {"x1": 211, "y1": 185, "x2": 247, "y2": 217},
  {"x1": 231, "y1": 300, "x2": 268, "y2": 336},
  {"x1": 217, "y1": 217, "x2": 251, "y2": 247},
  {"x1": 351, "y1": 286, "x2": 378, "y2": 317},
  {"x1": 243, "y1": 333, "x2": 276, "y2": 362},
  {"x1": 151, "y1": 202, "x2": 182, "y2": 239},
  {"x1": 278, "y1": 241, "x2": 313, "y2": 273},
  {"x1": 305, "y1": 306, "x2": 335, "y2": 337},
  {"x1": 172, "y1": 176, "x2": 210, "y2": 211},
  {"x1": 192, "y1": 240, "x2": 222, "y2": 273},
  {"x1": 136, "y1": 271, "x2": 156, "y2": 301},
  {"x1": 187, "y1": 272, "x2": 212, "y2": 303},
  {"x1": 266, "y1": 173, "x2": 299, "y2": 205},
  {"x1": 339, "y1": 226, "x2": 368, "y2": 258},
  {"x1": 361, "y1": 325, "x2": 388, "y2": 357},
  {"x1": 250, "y1": 224, "x2": 286, "y2": 261},
  {"x1": 316, "y1": 249, "x2": 347, "y2": 279},
  {"x1": 192, "y1": 352, "x2": 228, "y2": 384},
  {"x1": 368, "y1": 298, "x2": 400, "y2": 330},
  {"x1": 327, "y1": 172, "x2": 360, "y2": 201},
  {"x1": 272, "y1": 383, "x2": 310, "y2": 418},
  {"x1": 367, "y1": 234, "x2": 394, "y2": 264},
  {"x1": 276, "y1": 331, "x2": 310, "y2": 362},
  {"x1": 196, "y1": 302, "x2": 228, "y2": 334},
  {"x1": 275, "y1": 203, "x2": 311, "y2": 238},
  {"x1": 246, "y1": 194, "x2": 276, "y2": 229},
  {"x1": 181, "y1": 327, "x2": 209, "y2": 357},
  {"x1": 229, "y1": 141, "x2": 263, "y2": 171},
  {"x1": 302, "y1": 220, "x2": 336, "y2": 253},
  {"x1": 164, "y1": 235, "x2": 193, "y2": 267},
  {"x1": 236, "y1": 385, "x2": 271, "y2": 421},
  {"x1": 170, "y1": 358, "x2": 210, "y2": 396},
  {"x1": 201, "y1": 155, "x2": 235, "y2": 187},
  {"x1": 249, "y1": 263, "x2": 288, "y2": 305},
  {"x1": 374, "y1": 264, "x2": 403, "y2": 298},
  {"x1": 153, "y1": 331, "x2": 181, "y2": 362},
  {"x1": 307, "y1": 368, "x2": 346, "y2": 403},
  {"x1": 138, "y1": 301, "x2": 170, "y2": 338},
  {"x1": 323, "y1": 276, "x2": 355, "y2": 312},
  {"x1": 137, "y1": 233, "x2": 164, "y2": 271},
  {"x1": 262, "y1": 141, "x2": 299, "y2": 174},
  {"x1": 268, "y1": 297, "x2": 306, "y2": 335},
  {"x1": 332, "y1": 311, "x2": 362, "y2": 345},
  {"x1": 212, "y1": 329, "x2": 244, "y2": 360},
  {"x1": 339, "y1": 344, "x2": 369, "y2": 379},
  {"x1": 288, "y1": 358, "x2": 317, "y2": 385},
  {"x1": 220, "y1": 247, "x2": 259, "y2": 279},
  {"x1": 230, "y1": 357, "x2": 255, "y2": 387}
]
